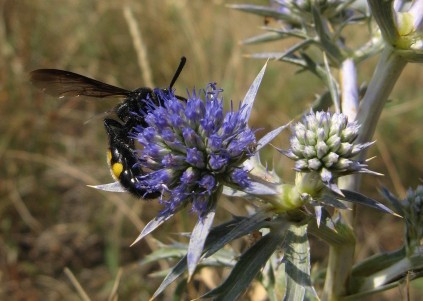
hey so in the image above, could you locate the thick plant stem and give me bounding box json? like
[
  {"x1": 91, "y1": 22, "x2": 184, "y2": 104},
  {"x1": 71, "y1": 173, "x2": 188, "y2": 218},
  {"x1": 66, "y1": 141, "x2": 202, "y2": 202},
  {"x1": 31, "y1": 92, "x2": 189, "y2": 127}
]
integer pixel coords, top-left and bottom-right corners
[
  {"x1": 322, "y1": 222, "x2": 355, "y2": 301},
  {"x1": 356, "y1": 47, "x2": 407, "y2": 149},
  {"x1": 323, "y1": 48, "x2": 407, "y2": 301},
  {"x1": 323, "y1": 245, "x2": 355, "y2": 301}
]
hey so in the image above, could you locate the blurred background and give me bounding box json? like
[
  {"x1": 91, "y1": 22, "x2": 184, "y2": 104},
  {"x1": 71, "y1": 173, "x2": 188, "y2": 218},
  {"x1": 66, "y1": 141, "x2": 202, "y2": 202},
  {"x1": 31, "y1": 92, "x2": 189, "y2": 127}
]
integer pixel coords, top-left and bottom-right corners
[{"x1": 1, "y1": 0, "x2": 422, "y2": 300}]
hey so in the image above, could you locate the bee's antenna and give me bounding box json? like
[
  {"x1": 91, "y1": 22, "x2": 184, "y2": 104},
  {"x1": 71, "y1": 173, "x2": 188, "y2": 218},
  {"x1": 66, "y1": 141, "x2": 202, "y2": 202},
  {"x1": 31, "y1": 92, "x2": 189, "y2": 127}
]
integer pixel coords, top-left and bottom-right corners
[{"x1": 169, "y1": 57, "x2": 186, "y2": 89}]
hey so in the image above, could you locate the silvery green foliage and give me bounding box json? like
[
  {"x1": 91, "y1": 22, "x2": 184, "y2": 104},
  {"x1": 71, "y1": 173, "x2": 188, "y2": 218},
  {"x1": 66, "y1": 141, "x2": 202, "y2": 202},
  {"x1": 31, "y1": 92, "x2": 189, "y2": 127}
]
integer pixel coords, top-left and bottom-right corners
[
  {"x1": 229, "y1": 0, "x2": 376, "y2": 72},
  {"x1": 348, "y1": 186, "x2": 423, "y2": 298}
]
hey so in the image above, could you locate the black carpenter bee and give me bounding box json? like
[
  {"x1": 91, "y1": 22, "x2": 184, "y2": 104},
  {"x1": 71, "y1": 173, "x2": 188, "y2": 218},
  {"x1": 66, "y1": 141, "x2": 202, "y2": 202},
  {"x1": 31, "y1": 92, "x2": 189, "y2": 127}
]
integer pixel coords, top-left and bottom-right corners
[{"x1": 30, "y1": 57, "x2": 187, "y2": 199}]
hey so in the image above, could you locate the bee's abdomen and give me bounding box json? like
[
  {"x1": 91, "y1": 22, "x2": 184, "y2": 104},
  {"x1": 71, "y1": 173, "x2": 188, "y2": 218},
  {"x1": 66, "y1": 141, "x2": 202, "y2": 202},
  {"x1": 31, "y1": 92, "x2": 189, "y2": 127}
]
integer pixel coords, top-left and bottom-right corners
[{"x1": 105, "y1": 118, "x2": 160, "y2": 199}]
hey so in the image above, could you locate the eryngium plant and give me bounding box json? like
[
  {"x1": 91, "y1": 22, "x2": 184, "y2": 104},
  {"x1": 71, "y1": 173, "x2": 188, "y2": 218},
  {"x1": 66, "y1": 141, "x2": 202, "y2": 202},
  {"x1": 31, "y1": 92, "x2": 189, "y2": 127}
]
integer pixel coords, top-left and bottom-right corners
[
  {"x1": 89, "y1": 0, "x2": 423, "y2": 300},
  {"x1": 94, "y1": 63, "x2": 397, "y2": 300}
]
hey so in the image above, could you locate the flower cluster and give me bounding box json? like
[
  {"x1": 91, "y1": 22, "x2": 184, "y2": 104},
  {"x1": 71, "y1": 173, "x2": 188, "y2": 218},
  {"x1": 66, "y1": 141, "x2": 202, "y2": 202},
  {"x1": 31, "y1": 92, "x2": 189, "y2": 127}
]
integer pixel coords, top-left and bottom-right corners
[
  {"x1": 403, "y1": 185, "x2": 423, "y2": 220},
  {"x1": 382, "y1": 185, "x2": 423, "y2": 255},
  {"x1": 270, "y1": 0, "x2": 356, "y2": 27},
  {"x1": 131, "y1": 84, "x2": 256, "y2": 217},
  {"x1": 402, "y1": 185, "x2": 423, "y2": 252},
  {"x1": 283, "y1": 111, "x2": 374, "y2": 183}
]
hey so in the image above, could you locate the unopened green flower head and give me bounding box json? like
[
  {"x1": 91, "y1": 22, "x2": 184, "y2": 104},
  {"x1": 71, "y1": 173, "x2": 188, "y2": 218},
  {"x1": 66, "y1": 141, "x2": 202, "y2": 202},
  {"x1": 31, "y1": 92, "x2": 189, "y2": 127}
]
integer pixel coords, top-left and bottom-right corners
[
  {"x1": 283, "y1": 111, "x2": 374, "y2": 183},
  {"x1": 271, "y1": 0, "x2": 355, "y2": 26},
  {"x1": 404, "y1": 185, "x2": 423, "y2": 214},
  {"x1": 403, "y1": 185, "x2": 423, "y2": 251}
]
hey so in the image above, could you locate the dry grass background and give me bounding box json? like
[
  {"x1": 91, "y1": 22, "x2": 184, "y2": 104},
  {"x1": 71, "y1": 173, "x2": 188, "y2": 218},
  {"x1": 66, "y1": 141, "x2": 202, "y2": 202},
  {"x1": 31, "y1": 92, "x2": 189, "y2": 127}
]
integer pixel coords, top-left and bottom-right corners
[{"x1": 0, "y1": 0, "x2": 422, "y2": 300}]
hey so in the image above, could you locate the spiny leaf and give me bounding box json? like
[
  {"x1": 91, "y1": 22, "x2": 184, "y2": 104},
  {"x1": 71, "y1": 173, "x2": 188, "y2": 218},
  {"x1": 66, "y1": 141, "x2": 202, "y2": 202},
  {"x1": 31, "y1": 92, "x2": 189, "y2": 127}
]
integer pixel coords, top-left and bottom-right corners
[
  {"x1": 312, "y1": 7, "x2": 343, "y2": 64},
  {"x1": 202, "y1": 228, "x2": 288, "y2": 300},
  {"x1": 257, "y1": 123, "x2": 289, "y2": 151},
  {"x1": 379, "y1": 187, "x2": 404, "y2": 216},
  {"x1": 341, "y1": 189, "x2": 401, "y2": 217},
  {"x1": 151, "y1": 217, "x2": 248, "y2": 299},
  {"x1": 187, "y1": 204, "x2": 216, "y2": 278},
  {"x1": 242, "y1": 32, "x2": 290, "y2": 45},
  {"x1": 87, "y1": 181, "x2": 126, "y2": 192},
  {"x1": 319, "y1": 193, "x2": 350, "y2": 209},
  {"x1": 131, "y1": 213, "x2": 176, "y2": 246},
  {"x1": 205, "y1": 210, "x2": 274, "y2": 257},
  {"x1": 241, "y1": 61, "x2": 267, "y2": 121}
]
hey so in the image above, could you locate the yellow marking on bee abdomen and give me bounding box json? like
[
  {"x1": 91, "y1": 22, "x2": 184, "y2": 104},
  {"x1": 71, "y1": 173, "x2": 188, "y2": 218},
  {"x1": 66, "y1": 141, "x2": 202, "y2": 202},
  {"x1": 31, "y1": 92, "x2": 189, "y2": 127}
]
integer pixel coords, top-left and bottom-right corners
[
  {"x1": 107, "y1": 150, "x2": 123, "y2": 179},
  {"x1": 111, "y1": 162, "x2": 124, "y2": 179}
]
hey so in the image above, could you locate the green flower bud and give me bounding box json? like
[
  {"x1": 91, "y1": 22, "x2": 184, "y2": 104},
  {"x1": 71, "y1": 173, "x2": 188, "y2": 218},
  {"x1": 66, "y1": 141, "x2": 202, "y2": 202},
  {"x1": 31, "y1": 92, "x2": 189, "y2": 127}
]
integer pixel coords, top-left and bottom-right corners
[
  {"x1": 308, "y1": 158, "x2": 322, "y2": 170},
  {"x1": 316, "y1": 141, "x2": 329, "y2": 159},
  {"x1": 306, "y1": 130, "x2": 317, "y2": 146},
  {"x1": 322, "y1": 152, "x2": 339, "y2": 167},
  {"x1": 304, "y1": 145, "x2": 316, "y2": 158},
  {"x1": 327, "y1": 136, "x2": 341, "y2": 152},
  {"x1": 338, "y1": 142, "x2": 353, "y2": 156},
  {"x1": 403, "y1": 185, "x2": 423, "y2": 254}
]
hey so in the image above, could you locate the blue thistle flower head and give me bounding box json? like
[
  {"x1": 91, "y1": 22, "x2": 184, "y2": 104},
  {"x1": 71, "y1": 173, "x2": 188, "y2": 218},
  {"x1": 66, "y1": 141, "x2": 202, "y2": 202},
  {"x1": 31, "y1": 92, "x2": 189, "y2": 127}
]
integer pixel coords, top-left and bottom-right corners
[{"x1": 131, "y1": 83, "x2": 257, "y2": 217}]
